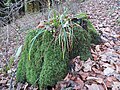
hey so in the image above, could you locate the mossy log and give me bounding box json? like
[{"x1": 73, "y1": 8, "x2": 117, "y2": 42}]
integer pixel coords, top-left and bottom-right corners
[{"x1": 16, "y1": 15, "x2": 101, "y2": 89}]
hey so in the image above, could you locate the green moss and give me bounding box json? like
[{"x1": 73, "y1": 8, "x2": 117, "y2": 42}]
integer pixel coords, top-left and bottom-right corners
[
  {"x1": 16, "y1": 51, "x2": 26, "y2": 82},
  {"x1": 16, "y1": 30, "x2": 43, "y2": 85},
  {"x1": 39, "y1": 43, "x2": 68, "y2": 89},
  {"x1": 69, "y1": 18, "x2": 101, "y2": 60},
  {"x1": 38, "y1": 31, "x2": 68, "y2": 89},
  {"x1": 70, "y1": 26, "x2": 92, "y2": 61},
  {"x1": 40, "y1": 30, "x2": 53, "y2": 55},
  {"x1": 87, "y1": 19, "x2": 101, "y2": 44},
  {"x1": 25, "y1": 30, "x2": 43, "y2": 85},
  {"x1": 16, "y1": 14, "x2": 101, "y2": 89}
]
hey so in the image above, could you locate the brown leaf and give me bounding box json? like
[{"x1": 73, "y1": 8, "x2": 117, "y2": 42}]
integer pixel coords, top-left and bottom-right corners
[
  {"x1": 0, "y1": 80, "x2": 7, "y2": 84},
  {"x1": 83, "y1": 58, "x2": 94, "y2": 72},
  {"x1": 64, "y1": 73, "x2": 72, "y2": 81},
  {"x1": 86, "y1": 76, "x2": 107, "y2": 90},
  {"x1": 112, "y1": 82, "x2": 120, "y2": 90},
  {"x1": 71, "y1": 76, "x2": 76, "y2": 81},
  {"x1": 103, "y1": 67, "x2": 115, "y2": 76},
  {"x1": 73, "y1": 85, "x2": 81, "y2": 90},
  {"x1": 70, "y1": 56, "x2": 82, "y2": 72},
  {"x1": 36, "y1": 22, "x2": 45, "y2": 28},
  {"x1": 114, "y1": 63, "x2": 120, "y2": 73},
  {"x1": 74, "y1": 59, "x2": 82, "y2": 72},
  {"x1": 104, "y1": 42, "x2": 111, "y2": 48},
  {"x1": 24, "y1": 82, "x2": 28, "y2": 90},
  {"x1": 92, "y1": 54, "x2": 99, "y2": 61},
  {"x1": 74, "y1": 77, "x2": 84, "y2": 88},
  {"x1": 86, "y1": 77, "x2": 103, "y2": 84},
  {"x1": 92, "y1": 67, "x2": 103, "y2": 74},
  {"x1": 104, "y1": 27, "x2": 111, "y2": 32},
  {"x1": 86, "y1": 84, "x2": 104, "y2": 90},
  {"x1": 107, "y1": 76, "x2": 117, "y2": 82},
  {"x1": 79, "y1": 71, "x2": 89, "y2": 81},
  {"x1": 91, "y1": 48, "x2": 96, "y2": 54},
  {"x1": 55, "y1": 81, "x2": 67, "y2": 90},
  {"x1": 16, "y1": 83, "x2": 22, "y2": 90},
  {"x1": 95, "y1": 45, "x2": 101, "y2": 52},
  {"x1": 105, "y1": 80, "x2": 112, "y2": 88},
  {"x1": 114, "y1": 74, "x2": 120, "y2": 81},
  {"x1": 96, "y1": 74, "x2": 105, "y2": 79}
]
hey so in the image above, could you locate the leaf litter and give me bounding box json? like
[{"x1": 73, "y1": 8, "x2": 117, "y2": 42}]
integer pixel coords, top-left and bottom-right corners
[{"x1": 0, "y1": 0, "x2": 120, "y2": 90}]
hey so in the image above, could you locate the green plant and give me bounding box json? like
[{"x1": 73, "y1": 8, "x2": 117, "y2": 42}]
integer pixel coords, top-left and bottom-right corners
[
  {"x1": 70, "y1": 26, "x2": 92, "y2": 60},
  {"x1": 16, "y1": 12, "x2": 101, "y2": 89},
  {"x1": 16, "y1": 30, "x2": 44, "y2": 84},
  {"x1": 39, "y1": 31, "x2": 68, "y2": 89}
]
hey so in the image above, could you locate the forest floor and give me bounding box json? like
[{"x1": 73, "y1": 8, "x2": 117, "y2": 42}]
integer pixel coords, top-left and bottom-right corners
[{"x1": 0, "y1": 0, "x2": 120, "y2": 90}]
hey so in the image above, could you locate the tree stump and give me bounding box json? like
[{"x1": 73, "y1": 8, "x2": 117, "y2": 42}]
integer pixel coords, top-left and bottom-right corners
[{"x1": 16, "y1": 13, "x2": 102, "y2": 90}]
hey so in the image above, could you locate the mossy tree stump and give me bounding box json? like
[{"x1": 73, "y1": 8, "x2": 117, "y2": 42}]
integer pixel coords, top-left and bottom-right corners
[{"x1": 16, "y1": 13, "x2": 101, "y2": 90}]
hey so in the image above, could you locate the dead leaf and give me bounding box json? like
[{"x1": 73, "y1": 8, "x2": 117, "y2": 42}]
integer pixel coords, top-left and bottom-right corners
[
  {"x1": 105, "y1": 80, "x2": 112, "y2": 88},
  {"x1": 36, "y1": 22, "x2": 45, "y2": 28},
  {"x1": 16, "y1": 83, "x2": 22, "y2": 90},
  {"x1": 74, "y1": 77, "x2": 84, "y2": 88},
  {"x1": 92, "y1": 67, "x2": 103, "y2": 74},
  {"x1": 95, "y1": 45, "x2": 101, "y2": 52},
  {"x1": 55, "y1": 81, "x2": 68, "y2": 90},
  {"x1": 103, "y1": 67, "x2": 115, "y2": 76},
  {"x1": 71, "y1": 76, "x2": 76, "y2": 81},
  {"x1": 109, "y1": 41, "x2": 115, "y2": 46},
  {"x1": 112, "y1": 82, "x2": 120, "y2": 90},
  {"x1": 104, "y1": 27, "x2": 111, "y2": 32},
  {"x1": 64, "y1": 73, "x2": 72, "y2": 81},
  {"x1": 107, "y1": 76, "x2": 117, "y2": 82},
  {"x1": 100, "y1": 54, "x2": 108, "y2": 62},
  {"x1": 104, "y1": 42, "x2": 111, "y2": 48},
  {"x1": 113, "y1": 63, "x2": 119, "y2": 73},
  {"x1": 114, "y1": 74, "x2": 120, "y2": 81},
  {"x1": 114, "y1": 46, "x2": 120, "y2": 55},
  {"x1": 74, "y1": 60, "x2": 82, "y2": 72},
  {"x1": 70, "y1": 56, "x2": 82, "y2": 72},
  {"x1": 24, "y1": 82, "x2": 28, "y2": 90},
  {"x1": 91, "y1": 48, "x2": 95, "y2": 54},
  {"x1": 0, "y1": 80, "x2": 7, "y2": 84},
  {"x1": 92, "y1": 54, "x2": 99, "y2": 61},
  {"x1": 79, "y1": 71, "x2": 89, "y2": 80},
  {"x1": 83, "y1": 58, "x2": 94, "y2": 72},
  {"x1": 86, "y1": 84, "x2": 104, "y2": 90},
  {"x1": 86, "y1": 77, "x2": 103, "y2": 84},
  {"x1": 102, "y1": 63, "x2": 113, "y2": 68},
  {"x1": 73, "y1": 85, "x2": 81, "y2": 89}
]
